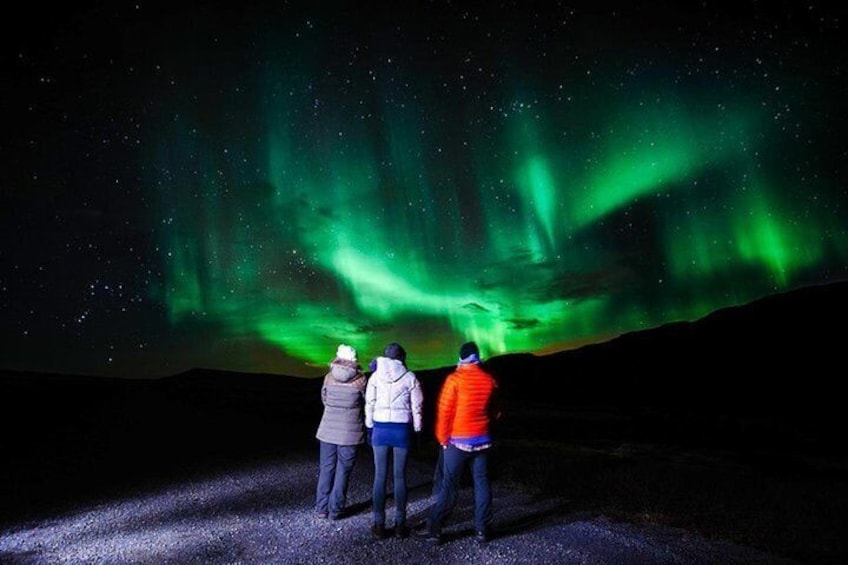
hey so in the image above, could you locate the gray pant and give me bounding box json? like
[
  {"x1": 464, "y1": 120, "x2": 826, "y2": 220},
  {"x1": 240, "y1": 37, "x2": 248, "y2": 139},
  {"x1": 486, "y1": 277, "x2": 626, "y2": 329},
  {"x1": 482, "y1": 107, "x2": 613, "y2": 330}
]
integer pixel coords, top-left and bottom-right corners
[{"x1": 316, "y1": 441, "x2": 358, "y2": 517}]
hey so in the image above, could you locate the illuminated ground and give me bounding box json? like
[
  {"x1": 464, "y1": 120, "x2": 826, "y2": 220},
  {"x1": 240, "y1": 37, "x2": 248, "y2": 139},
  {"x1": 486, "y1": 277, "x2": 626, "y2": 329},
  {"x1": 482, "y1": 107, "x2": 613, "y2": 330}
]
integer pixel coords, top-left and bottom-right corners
[{"x1": 0, "y1": 452, "x2": 792, "y2": 564}]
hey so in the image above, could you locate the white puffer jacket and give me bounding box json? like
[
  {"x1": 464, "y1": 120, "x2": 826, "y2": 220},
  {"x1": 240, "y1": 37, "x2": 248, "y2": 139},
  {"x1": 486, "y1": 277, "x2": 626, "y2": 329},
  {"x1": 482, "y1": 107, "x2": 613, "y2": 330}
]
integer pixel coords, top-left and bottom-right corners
[{"x1": 365, "y1": 356, "x2": 423, "y2": 431}]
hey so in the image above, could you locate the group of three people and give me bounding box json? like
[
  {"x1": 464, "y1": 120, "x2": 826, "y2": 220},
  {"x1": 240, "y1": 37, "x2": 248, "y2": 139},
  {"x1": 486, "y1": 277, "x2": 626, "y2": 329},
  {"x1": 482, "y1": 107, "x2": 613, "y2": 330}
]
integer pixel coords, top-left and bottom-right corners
[{"x1": 314, "y1": 340, "x2": 499, "y2": 545}]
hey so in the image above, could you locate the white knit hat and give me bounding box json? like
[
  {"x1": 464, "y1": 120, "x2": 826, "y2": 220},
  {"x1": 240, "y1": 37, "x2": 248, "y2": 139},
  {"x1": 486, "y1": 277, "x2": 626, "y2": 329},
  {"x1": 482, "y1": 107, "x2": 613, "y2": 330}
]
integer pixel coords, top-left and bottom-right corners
[{"x1": 336, "y1": 344, "x2": 357, "y2": 362}]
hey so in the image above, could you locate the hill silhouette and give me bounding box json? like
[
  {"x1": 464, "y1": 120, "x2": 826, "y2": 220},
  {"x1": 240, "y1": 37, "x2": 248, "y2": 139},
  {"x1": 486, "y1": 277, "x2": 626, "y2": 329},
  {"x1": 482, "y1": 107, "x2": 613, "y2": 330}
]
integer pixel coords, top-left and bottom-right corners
[{"x1": 490, "y1": 279, "x2": 845, "y2": 401}]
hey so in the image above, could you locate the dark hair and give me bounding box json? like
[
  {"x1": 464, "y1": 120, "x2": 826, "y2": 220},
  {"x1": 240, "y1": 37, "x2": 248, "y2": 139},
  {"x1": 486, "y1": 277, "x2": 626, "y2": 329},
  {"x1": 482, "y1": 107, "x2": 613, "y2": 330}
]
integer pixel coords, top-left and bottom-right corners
[
  {"x1": 459, "y1": 341, "x2": 480, "y2": 360},
  {"x1": 384, "y1": 342, "x2": 407, "y2": 363}
]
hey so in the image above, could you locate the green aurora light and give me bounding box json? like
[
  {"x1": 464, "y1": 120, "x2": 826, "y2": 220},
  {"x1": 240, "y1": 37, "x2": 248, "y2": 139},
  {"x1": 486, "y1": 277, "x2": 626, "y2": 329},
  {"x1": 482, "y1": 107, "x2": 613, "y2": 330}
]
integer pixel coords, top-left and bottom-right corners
[{"x1": 147, "y1": 8, "x2": 848, "y2": 376}]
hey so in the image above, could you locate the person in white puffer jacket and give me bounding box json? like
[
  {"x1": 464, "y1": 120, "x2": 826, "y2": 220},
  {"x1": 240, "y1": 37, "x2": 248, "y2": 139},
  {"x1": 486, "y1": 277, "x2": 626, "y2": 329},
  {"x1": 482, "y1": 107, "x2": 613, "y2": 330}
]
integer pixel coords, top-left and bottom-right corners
[{"x1": 364, "y1": 342, "x2": 423, "y2": 539}]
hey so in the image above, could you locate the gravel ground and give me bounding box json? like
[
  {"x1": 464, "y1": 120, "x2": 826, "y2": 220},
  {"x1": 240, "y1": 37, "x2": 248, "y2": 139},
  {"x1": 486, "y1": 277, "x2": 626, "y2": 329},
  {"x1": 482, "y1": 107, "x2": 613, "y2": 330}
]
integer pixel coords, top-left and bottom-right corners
[{"x1": 0, "y1": 450, "x2": 797, "y2": 564}]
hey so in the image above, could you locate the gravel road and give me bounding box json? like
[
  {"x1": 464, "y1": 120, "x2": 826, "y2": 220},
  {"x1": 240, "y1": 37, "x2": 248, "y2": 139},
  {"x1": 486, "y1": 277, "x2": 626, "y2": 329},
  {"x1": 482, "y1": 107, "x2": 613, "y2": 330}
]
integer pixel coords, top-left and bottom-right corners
[{"x1": 0, "y1": 449, "x2": 797, "y2": 564}]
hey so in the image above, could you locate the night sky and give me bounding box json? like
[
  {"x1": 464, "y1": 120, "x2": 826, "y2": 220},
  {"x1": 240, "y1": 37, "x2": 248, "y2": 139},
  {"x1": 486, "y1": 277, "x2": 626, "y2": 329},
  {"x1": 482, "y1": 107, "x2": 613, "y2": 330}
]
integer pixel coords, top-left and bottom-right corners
[{"x1": 2, "y1": 2, "x2": 846, "y2": 378}]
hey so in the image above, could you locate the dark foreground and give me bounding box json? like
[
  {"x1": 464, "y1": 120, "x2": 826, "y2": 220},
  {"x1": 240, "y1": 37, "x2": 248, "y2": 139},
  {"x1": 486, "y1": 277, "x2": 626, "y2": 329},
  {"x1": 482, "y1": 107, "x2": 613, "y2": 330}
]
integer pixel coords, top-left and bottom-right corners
[{"x1": 0, "y1": 367, "x2": 846, "y2": 564}]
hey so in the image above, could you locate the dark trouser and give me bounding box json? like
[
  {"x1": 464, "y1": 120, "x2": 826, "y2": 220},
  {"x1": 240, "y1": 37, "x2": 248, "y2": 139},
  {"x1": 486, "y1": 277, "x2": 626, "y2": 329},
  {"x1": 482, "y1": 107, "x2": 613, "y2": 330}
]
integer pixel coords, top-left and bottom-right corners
[
  {"x1": 427, "y1": 445, "x2": 492, "y2": 536},
  {"x1": 372, "y1": 445, "x2": 410, "y2": 527},
  {"x1": 431, "y1": 447, "x2": 444, "y2": 499},
  {"x1": 316, "y1": 441, "x2": 358, "y2": 516}
]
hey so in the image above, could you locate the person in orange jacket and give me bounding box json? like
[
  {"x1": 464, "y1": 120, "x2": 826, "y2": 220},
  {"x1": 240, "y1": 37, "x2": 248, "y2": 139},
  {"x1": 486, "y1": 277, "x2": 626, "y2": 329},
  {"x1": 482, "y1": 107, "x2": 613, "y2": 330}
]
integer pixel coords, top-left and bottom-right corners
[{"x1": 415, "y1": 341, "x2": 500, "y2": 545}]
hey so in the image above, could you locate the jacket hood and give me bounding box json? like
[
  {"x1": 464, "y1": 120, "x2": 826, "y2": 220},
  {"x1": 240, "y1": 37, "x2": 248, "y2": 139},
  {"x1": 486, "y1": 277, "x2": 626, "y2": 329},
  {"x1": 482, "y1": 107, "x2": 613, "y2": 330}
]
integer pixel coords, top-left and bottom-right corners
[
  {"x1": 375, "y1": 356, "x2": 408, "y2": 383},
  {"x1": 330, "y1": 358, "x2": 360, "y2": 383}
]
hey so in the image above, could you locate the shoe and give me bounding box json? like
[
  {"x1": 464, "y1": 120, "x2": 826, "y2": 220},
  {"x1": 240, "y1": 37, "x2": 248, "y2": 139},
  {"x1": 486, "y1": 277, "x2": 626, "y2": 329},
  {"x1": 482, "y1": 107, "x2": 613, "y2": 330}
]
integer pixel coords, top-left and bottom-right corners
[
  {"x1": 475, "y1": 530, "x2": 490, "y2": 544},
  {"x1": 316, "y1": 512, "x2": 328, "y2": 520},
  {"x1": 329, "y1": 511, "x2": 343, "y2": 521},
  {"x1": 394, "y1": 524, "x2": 409, "y2": 539},
  {"x1": 412, "y1": 526, "x2": 440, "y2": 545},
  {"x1": 371, "y1": 523, "x2": 387, "y2": 539}
]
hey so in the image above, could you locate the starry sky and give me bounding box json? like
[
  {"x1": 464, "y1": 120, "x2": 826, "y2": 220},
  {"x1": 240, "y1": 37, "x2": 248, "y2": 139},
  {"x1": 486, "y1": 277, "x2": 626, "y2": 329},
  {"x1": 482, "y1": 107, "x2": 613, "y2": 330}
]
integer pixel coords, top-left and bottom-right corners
[{"x1": 2, "y1": 1, "x2": 847, "y2": 378}]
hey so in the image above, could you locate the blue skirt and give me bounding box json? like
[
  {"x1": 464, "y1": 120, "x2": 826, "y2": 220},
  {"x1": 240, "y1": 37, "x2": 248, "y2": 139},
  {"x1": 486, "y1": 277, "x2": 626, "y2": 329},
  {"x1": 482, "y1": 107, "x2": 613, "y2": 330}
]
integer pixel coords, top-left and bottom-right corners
[{"x1": 371, "y1": 422, "x2": 412, "y2": 448}]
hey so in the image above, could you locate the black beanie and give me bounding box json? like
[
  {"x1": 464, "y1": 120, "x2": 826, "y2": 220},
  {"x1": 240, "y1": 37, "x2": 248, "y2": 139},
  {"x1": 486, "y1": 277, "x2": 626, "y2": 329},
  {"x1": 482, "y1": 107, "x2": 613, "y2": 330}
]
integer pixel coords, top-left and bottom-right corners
[
  {"x1": 459, "y1": 341, "x2": 479, "y2": 360},
  {"x1": 384, "y1": 342, "x2": 407, "y2": 362}
]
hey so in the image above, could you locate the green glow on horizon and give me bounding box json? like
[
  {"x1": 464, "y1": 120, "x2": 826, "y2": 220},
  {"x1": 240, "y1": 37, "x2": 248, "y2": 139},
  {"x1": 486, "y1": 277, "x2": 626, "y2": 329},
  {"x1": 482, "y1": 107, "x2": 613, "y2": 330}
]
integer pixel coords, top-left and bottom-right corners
[
  {"x1": 665, "y1": 171, "x2": 832, "y2": 289},
  {"x1": 733, "y1": 180, "x2": 823, "y2": 286}
]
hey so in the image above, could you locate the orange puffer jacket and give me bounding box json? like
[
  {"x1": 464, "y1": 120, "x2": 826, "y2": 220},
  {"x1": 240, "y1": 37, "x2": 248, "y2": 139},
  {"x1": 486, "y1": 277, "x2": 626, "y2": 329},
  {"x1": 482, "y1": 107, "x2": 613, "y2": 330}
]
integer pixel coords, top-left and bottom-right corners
[{"x1": 434, "y1": 362, "x2": 498, "y2": 446}]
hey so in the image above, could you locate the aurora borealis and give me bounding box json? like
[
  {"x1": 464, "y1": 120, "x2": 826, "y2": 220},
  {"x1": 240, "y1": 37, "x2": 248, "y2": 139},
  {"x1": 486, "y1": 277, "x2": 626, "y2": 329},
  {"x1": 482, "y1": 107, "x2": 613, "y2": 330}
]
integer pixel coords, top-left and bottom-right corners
[{"x1": 2, "y1": 2, "x2": 847, "y2": 377}]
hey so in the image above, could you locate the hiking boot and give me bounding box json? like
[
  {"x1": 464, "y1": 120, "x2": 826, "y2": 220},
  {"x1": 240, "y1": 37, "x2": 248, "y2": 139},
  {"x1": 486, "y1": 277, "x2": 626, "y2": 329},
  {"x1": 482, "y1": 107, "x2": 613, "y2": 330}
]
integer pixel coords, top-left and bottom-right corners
[
  {"x1": 371, "y1": 523, "x2": 387, "y2": 539},
  {"x1": 412, "y1": 526, "x2": 440, "y2": 545}
]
